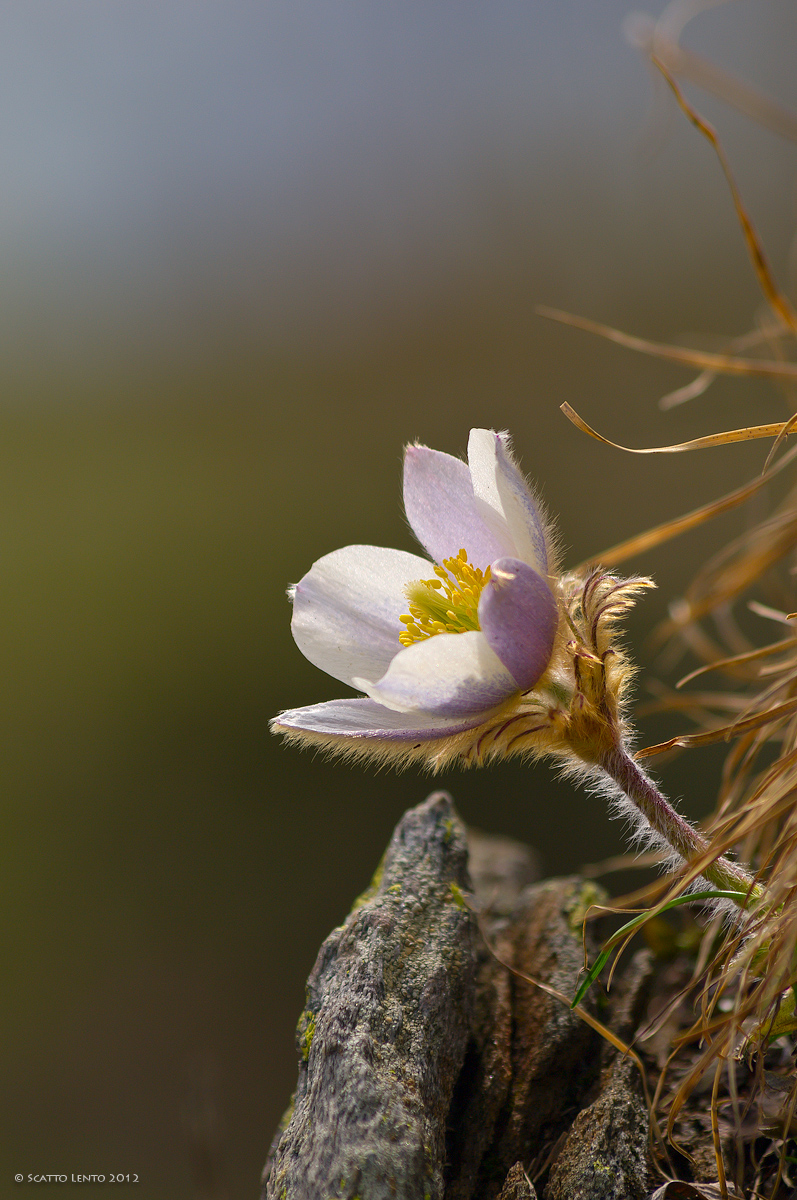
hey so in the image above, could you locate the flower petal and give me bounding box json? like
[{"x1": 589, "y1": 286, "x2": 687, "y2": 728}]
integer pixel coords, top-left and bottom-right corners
[
  {"x1": 354, "y1": 630, "x2": 518, "y2": 717},
  {"x1": 272, "y1": 697, "x2": 485, "y2": 739},
  {"x1": 291, "y1": 544, "x2": 432, "y2": 687},
  {"x1": 478, "y1": 557, "x2": 558, "y2": 690},
  {"x1": 403, "y1": 443, "x2": 509, "y2": 569},
  {"x1": 468, "y1": 429, "x2": 549, "y2": 574}
]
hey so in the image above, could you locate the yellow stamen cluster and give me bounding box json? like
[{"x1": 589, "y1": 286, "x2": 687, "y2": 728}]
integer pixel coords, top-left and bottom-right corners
[{"x1": 398, "y1": 549, "x2": 491, "y2": 647}]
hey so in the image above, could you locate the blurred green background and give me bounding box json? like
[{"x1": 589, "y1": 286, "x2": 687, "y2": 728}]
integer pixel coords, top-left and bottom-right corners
[{"x1": 1, "y1": 3, "x2": 795, "y2": 1197}]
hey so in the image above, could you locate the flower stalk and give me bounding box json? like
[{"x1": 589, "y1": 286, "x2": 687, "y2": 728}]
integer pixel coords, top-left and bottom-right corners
[{"x1": 599, "y1": 745, "x2": 763, "y2": 903}]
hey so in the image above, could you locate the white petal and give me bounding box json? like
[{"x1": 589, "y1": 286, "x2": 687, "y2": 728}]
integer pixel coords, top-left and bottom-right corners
[
  {"x1": 354, "y1": 630, "x2": 518, "y2": 717},
  {"x1": 272, "y1": 697, "x2": 484, "y2": 739},
  {"x1": 291, "y1": 544, "x2": 432, "y2": 687},
  {"x1": 468, "y1": 429, "x2": 548, "y2": 574}
]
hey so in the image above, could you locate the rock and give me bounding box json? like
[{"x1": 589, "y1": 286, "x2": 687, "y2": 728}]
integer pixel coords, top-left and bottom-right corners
[
  {"x1": 262, "y1": 791, "x2": 477, "y2": 1200},
  {"x1": 544, "y1": 1056, "x2": 650, "y2": 1200},
  {"x1": 497, "y1": 1161, "x2": 539, "y2": 1199},
  {"x1": 447, "y1": 875, "x2": 606, "y2": 1199}
]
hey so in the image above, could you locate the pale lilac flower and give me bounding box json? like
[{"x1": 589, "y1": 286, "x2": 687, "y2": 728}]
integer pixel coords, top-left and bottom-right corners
[{"x1": 272, "y1": 430, "x2": 560, "y2": 761}]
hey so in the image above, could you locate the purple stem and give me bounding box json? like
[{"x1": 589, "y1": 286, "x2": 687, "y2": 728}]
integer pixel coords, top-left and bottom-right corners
[{"x1": 601, "y1": 746, "x2": 761, "y2": 903}]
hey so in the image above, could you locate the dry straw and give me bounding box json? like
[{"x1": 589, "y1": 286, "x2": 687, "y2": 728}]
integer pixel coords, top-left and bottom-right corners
[{"x1": 543, "y1": 6, "x2": 797, "y2": 1194}]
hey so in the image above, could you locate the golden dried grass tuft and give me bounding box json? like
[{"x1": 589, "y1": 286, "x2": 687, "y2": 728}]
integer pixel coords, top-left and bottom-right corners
[{"x1": 554, "y1": 5, "x2": 797, "y2": 1192}]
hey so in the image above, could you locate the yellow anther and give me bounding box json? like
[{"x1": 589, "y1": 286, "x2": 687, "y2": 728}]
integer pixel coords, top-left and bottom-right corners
[{"x1": 398, "y1": 549, "x2": 492, "y2": 647}]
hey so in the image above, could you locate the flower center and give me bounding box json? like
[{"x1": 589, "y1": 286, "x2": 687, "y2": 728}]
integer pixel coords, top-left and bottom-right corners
[{"x1": 398, "y1": 549, "x2": 491, "y2": 647}]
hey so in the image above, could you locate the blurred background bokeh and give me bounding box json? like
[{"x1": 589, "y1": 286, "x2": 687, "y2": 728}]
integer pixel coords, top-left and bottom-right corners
[{"x1": 1, "y1": 3, "x2": 795, "y2": 1197}]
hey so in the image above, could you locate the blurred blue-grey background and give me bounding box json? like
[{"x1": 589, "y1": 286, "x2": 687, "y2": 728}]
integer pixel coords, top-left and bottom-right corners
[{"x1": 2, "y1": 3, "x2": 795, "y2": 1196}]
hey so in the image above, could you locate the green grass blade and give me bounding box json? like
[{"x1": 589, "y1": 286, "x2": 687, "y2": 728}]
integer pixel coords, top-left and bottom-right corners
[{"x1": 571, "y1": 889, "x2": 749, "y2": 1008}]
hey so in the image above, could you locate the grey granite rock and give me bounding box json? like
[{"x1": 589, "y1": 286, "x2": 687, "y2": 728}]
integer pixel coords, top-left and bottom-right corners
[
  {"x1": 544, "y1": 1056, "x2": 650, "y2": 1200},
  {"x1": 262, "y1": 791, "x2": 477, "y2": 1200},
  {"x1": 497, "y1": 1162, "x2": 538, "y2": 1199}
]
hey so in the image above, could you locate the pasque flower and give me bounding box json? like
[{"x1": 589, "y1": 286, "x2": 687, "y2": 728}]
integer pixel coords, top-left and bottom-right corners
[{"x1": 273, "y1": 429, "x2": 564, "y2": 768}]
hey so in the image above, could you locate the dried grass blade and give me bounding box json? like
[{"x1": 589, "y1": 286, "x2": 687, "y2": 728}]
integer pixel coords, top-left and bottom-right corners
[
  {"x1": 537, "y1": 306, "x2": 797, "y2": 380},
  {"x1": 762, "y1": 410, "x2": 797, "y2": 473},
  {"x1": 580, "y1": 849, "x2": 667, "y2": 878},
  {"x1": 738, "y1": 743, "x2": 797, "y2": 808},
  {"x1": 640, "y1": 690, "x2": 748, "y2": 716},
  {"x1": 647, "y1": 33, "x2": 797, "y2": 144},
  {"x1": 524, "y1": 972, "x2": 642, "y2": 1059},
  {"x1": 660, "y1": 369, "x2": 716, "y2": 410},
  {"x1": 665, "y1": 1035, "x2": 734, "y2": 1149},
  {"x1": 748, "y1": 599, "x2": 794, "y2": 626},
  {"x1": 771, "y1": 1075, "x2": 797, "y2": 1195},
  {"x1": 578, "y1": 439, "x2": 797, "y2": 569},
  {"x1": 561, "y1": 402, "x2": 790, "y2": 454},
  {"x1": 652, "y1": 56, "x2": 797, "y2": 334},
  {"x1": 636, "y1": 695, "x2": 797, "y2": 759},
  {"x1": 655, "y1": 511, "x2": 797, "y2": 635},
  {"x1": 676, "y1": 639, "x2": 797, "y2": 688},
  {"x1": 710, "y1": 1060, "x2": 727, "y2": 1198}
]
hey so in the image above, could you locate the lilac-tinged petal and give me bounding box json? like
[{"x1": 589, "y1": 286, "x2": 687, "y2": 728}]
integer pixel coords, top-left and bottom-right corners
[
  {"x1": 354, "y1": 630, "x2": 518, "y2": 717},
  {"x1": 403, "y1": 443, "x2": 509, "y2": 570},
  {"x1": 468, "y1": 429, "x2": 549, "y2": 574},
  {"x1": 291, "y1": 544, "x2": 432, "y2": 688},
  {"x1": 492, "y1": 434, "x2": 551, "y2": 574},
  {"x1": 272, "y1": 697, "x2": 485, "y2": 740},
  {"x1": 478, "y1": 558, "x2": 558, "y2": 690}
]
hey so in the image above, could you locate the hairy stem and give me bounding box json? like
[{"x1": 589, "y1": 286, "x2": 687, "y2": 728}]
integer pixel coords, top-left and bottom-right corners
[{"x1": 600, "y1": 746, "x2": 763, "y2": 903}]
